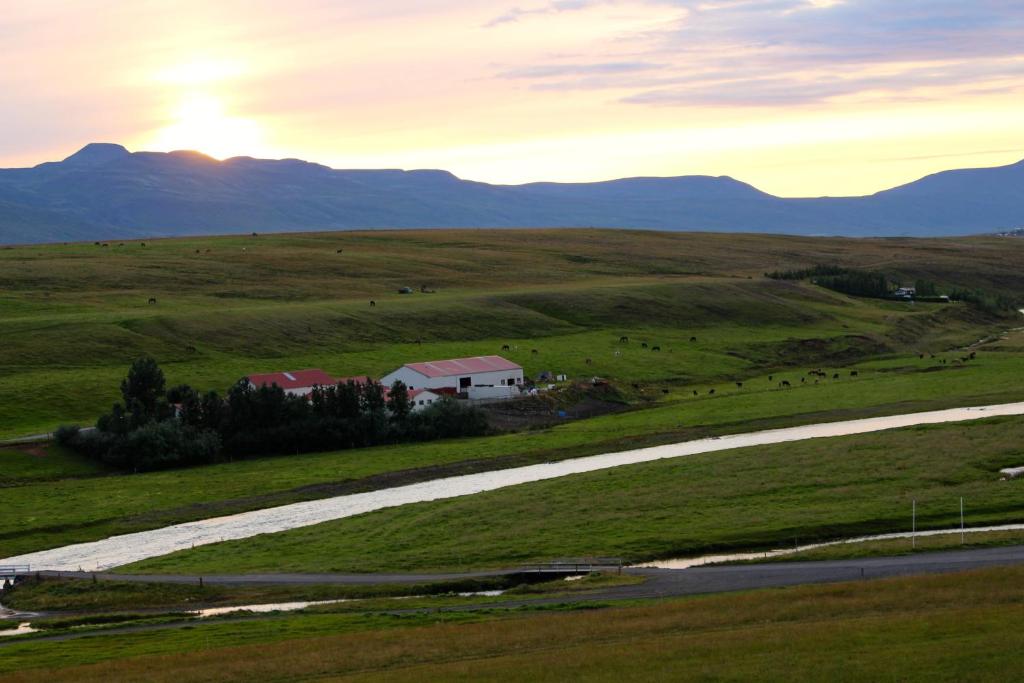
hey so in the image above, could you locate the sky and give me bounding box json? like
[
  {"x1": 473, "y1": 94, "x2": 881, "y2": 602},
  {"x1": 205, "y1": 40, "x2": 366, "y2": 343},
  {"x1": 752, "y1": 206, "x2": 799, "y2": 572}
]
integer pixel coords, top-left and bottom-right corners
[{"x1": 2, "y1": 0, "x2": 1024, "y2": 196}]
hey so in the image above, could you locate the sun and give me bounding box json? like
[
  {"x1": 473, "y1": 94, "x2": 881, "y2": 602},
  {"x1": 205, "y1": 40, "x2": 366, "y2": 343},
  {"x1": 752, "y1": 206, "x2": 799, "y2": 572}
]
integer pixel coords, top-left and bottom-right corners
[{"x1": 148, "y1": 92, "x2": 264, "y2": 160}]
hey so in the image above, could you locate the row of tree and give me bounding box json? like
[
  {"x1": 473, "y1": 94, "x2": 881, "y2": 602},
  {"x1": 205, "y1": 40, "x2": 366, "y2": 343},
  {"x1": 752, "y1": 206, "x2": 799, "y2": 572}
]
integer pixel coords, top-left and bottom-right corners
[
  {"x1": 58, "y1": 358, "x2": 489, "y2": 471},
  {"x1": 766, "y1": 265, "x2": 1015, "y2": 312}
]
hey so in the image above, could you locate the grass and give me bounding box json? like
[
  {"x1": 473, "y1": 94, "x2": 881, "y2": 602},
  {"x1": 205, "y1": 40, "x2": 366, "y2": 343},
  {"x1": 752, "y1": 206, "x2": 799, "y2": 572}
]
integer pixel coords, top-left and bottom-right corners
[
  {"x1": 122, "y1": 415, "x2": 1024, "y2": 574},
  {"x1": 3, "y1": 228, "x2": 1021, "y2": 439},
  {"x1": 754, "y1": 529, "x2": 1024, "y2": 563},
  {"x1": 0, "y1": 445, "x2": 105, "y2": 486},
  {"x1": 4, "y1": 352, "x2": 1024, "y2": 558},
  {"x1": 2, "y1": 565, "x2": 1024, "y2": 680}
]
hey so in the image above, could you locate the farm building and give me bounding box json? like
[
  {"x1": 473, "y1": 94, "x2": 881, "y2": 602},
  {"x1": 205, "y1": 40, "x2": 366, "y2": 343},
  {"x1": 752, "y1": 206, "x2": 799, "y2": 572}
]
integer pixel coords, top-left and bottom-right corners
[
  {"x1": 408, "y1": 388, "x2": 444, "y2": 411},
  {"x1": 246, "y1": 369, "x2": 336, "y2": 397},
  {"x1": 380, "y1": 356, "x2": 524, "y2": 398}
]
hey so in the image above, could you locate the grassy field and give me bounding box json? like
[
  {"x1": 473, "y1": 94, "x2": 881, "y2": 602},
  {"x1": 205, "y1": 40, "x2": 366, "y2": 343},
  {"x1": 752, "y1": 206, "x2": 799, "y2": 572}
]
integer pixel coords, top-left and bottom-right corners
[
  {"x1": 754, "y1": 529, "x2": 1024, "y2": 563},
  {"x1": 3, "y1": 229, "x2": 1022, "y2": 439},
  {"x1": 4, "y1": 351, "x2": 1024, "y2": 558},
  {"x1": 121, "y1": 415, "x2": 1024, "y2": 574},
  {"x1": 2, "y1": 566, "x2": 1023, "y2": 681}
]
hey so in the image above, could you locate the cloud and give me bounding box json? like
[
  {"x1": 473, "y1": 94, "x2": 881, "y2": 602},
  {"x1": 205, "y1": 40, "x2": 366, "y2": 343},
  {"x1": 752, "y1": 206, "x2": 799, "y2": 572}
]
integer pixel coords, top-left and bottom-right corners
[
  {"x1": 485, "y1": 0, "x2": 596, "y2": 27},
  {"x1": 491, "y1": 0, "x2": 1024, "y2": 106}
]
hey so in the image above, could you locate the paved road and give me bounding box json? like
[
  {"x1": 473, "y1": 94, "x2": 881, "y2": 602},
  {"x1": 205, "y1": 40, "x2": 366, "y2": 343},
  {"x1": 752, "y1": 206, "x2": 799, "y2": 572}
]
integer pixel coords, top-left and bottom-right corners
[
  {"x1": 6, "y1": 401, "x2": 1024, "y2": 572},
  {"x1": 32, "y1": 545, "x2": 1024, "y2": 594},
  {"x1": 5, "y1": 546, "x2": 1024, "y2": 647}
]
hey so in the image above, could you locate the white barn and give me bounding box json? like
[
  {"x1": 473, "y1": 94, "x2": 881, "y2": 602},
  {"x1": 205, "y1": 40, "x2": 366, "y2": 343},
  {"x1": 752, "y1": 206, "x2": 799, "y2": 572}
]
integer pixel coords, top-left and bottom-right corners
[{"x1": 380, "y1": 355, "x2": 524, "y2": 393}]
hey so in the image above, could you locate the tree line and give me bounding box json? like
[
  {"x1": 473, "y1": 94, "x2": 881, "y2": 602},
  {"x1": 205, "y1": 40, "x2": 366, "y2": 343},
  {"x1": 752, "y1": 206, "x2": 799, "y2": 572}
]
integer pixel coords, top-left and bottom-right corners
[
  {"x1": 57, "y1": 358, "x2": 489, "y2": 472},
  {"x1": 766, "y1": 265, "x2": 1015, "y2": 312}
]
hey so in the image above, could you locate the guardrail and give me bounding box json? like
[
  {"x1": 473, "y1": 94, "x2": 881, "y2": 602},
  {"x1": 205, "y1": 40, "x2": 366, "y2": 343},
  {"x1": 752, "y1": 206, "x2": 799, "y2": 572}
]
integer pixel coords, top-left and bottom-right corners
[
  {"x1": 521, "y1": 558, "x2": 623, "y2": 574},
  {"x1": 0, "y1": 565, "x2": 30, "y2": 578}
]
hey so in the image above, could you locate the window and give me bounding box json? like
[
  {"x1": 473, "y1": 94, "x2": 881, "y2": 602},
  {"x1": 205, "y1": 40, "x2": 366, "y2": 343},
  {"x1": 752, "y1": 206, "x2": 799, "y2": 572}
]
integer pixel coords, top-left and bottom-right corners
[
  {"x1": 508, "y1": 376, "x2": 516, "y2": 385},
  {"x1": 419, "y1": 400, "x2": 424, "y2": 405},
  {"x1": 459, "y1": 377, "x2": 471, "y2": 389}
]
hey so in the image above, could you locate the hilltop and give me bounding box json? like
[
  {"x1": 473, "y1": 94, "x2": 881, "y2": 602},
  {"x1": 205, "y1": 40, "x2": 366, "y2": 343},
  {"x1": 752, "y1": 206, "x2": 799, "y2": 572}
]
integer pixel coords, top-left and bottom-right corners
[{"x1": 1, "y1": 145, "x2": 1023, "y2": 243}]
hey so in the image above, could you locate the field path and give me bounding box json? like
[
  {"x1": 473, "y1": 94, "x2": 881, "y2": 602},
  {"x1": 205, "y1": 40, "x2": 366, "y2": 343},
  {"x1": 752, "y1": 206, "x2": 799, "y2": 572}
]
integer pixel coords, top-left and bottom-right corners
[{"x1": 4, "y1": 402, "x2": 1024, "y2": 572}]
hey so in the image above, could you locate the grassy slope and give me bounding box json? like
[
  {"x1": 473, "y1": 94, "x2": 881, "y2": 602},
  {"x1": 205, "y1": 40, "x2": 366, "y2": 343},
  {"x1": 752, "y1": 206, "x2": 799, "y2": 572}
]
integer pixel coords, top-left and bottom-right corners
[
  {"x1": 3, "y1": 353, "x2": 1023, "y2": 558},
  {"x1": 2, "y1": 566, "x2": 1024, "y2": 681},
  {"x1": 3, "y1": 229, "x2": 1022, "y2": 439},
  {"x1": 123, "y1": 415, "x2": 1024, "y2": 574}
]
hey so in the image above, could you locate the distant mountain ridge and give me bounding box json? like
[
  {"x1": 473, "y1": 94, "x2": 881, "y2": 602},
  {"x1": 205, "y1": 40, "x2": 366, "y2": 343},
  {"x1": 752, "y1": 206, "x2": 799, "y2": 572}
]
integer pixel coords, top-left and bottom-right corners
[{"x1": 1, "y1": 143, "x2": 1022, "y2": 244}]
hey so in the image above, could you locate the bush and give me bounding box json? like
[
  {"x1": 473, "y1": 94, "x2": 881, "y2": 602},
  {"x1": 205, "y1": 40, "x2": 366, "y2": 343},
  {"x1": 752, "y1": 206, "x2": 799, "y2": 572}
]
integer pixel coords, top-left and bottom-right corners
[{"x1": 64, "y1": 359, "x2": 495, "y2": 471}]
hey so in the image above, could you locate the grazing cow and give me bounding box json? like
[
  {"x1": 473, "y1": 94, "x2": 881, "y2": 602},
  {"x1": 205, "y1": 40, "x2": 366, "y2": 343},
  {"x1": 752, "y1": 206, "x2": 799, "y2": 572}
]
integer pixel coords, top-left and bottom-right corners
[
  {"x1": 336, "y1": 249, "x2": 343, "y2": 253},
  {"x1": 831, "y1": 373, "x2": 838, "y2": 379},
  {"x1": 102, "y1": 243, "x2": 109, "y2": 247},
  {"x1": 94, "y1": 241, "x2": 100, "y2": 246},
  {"x1": 148, "y1": 297, "x2": 157, "y2": 305},
  {"x1": 735, "y1": 382, "x2": 743, "y2": 388},
  {"x1": 369, "y1": 300, "x2": 376, "y2": 307},
  {"x1": 140, "y1": 242, "x2": 146, "y2": 247},
  {"x1": 195, "y1": 249, "x2": 200, "y2": 254},
  {"x1": 632, "y1": 383, "x2": 640, "y2": 390},
  {"x1": 690, "y1": 336, "x2": 697, "y2": 342},
  {"x1": 662, "y1": 388, "x2": 670, "y2": 394},
  {"x1": 801, "y1": 377, "x2": 806, "y2": 383},
  {"x1": 969, "y1": 351, "x2": 977, "y2": 360},
  {"x1": 641, "y1": 342, "x2": 648, "y2": 349},
  {"x1": 619, "y1": 336, "x2": 629, "y2": 343},
  {"x1": 185, "y1": 344, "x2": 197, "y2": 353},
  {"x1": 768, "y1": 375, "x2": 773, "y2": 381},
  {"x1": 118, "y1": 243, "x2": 124, "y2": 247},
  {"x1": 850, "y1": 370, "x2": 859, "y2": 376},
  {"x1": 415, "y1": 338, "x2": 422, "y2": 345},
  {"x1": 693, "y1": 390, "x2": 698, "y2": 396},
  {"x1": 781, "y1": 380, "x2": 791, "y2": 387},
  {"x1": 651, "y1": 346, "x2": 661, "y2": 352},
  {"x1": 919, "y1": 353, "x2": 925, "y2": 359},
  {"x1": 532, "y1": 349, "x2": 539, "y2": 354},
  {"x1": 585, "y1": 358, "x2": 592, "y2": 365},
  {"x1": 502, "y1": 344, "x2": 511, "y2": 351},
  {"x1": 251, "y1": 232, "x2": 258, "y2": 237},
  {"x1": 708, "y1": 389, "x2": 716, "y2": 395}
]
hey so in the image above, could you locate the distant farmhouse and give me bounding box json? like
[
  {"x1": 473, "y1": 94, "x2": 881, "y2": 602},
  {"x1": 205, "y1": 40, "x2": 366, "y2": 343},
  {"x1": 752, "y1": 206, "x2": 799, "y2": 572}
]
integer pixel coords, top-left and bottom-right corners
[
  {"x1": 247, "y1": 355, "x2": 524, "y2": 407},
  {"x1": 246, "y1": 369, "x2": 336, "y2": 397},
  {"x1": 381, "y1": 355, "x2": 524, "y2": 400}
]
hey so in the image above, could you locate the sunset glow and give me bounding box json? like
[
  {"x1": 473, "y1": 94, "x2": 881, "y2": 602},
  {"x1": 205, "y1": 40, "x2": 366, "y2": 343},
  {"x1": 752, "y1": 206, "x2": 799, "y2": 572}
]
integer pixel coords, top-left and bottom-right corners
[{"x1": 2, "y1": 1, "x2": 1023, "y2": 196}]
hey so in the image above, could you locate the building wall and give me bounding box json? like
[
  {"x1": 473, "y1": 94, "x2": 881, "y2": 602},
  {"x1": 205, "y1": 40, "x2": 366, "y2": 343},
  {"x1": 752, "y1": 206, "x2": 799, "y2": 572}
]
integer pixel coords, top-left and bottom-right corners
[
  {"x1": 409, "y1": 390, "x2": 443, "y2": 411},
  {"x1": 248, "y1": 381, "x2": 316, "y2": 397},
  {"x1": 380, "y1": 366, "x2": 524, "y2": 391}
]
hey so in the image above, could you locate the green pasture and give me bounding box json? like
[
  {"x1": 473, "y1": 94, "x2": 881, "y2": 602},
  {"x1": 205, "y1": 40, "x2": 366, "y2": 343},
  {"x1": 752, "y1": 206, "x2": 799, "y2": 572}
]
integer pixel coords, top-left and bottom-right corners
[
  {"x1": 3, "y1": 351, "x2": 1023, "y2": 558},
  {"x1": 123, "y1": 416, "x2": 1024, "y2": 574}
]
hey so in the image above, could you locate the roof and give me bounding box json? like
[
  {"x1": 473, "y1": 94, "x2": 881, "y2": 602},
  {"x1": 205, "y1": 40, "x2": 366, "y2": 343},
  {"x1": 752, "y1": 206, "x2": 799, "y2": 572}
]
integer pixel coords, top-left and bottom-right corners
[
  {"x1": 336, "y1": 375, "x2": 373, "y2": 385},
  {"x1": 402, "y1": 355, "x2": 522, "y2": 379},
  {"x1": 408, "y1": 388, "x2": 441, "y2": 399},
  {"x1": 247, "y1": 369, "x2": 336, "y2": 390}
]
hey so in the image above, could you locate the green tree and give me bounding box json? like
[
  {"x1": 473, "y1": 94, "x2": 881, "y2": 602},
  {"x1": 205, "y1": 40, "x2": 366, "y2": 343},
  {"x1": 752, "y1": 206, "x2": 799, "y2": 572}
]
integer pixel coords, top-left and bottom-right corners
[
  {"x1": 386, "y1": 381, "x2": 412, "y2": 422},
  {"x1": 120, "y1": 356, "x2": 166, "y2": 423}
]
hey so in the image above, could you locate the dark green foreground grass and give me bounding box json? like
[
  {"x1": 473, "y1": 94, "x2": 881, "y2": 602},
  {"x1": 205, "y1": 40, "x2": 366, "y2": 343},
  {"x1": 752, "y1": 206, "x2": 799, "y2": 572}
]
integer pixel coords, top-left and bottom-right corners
[
  {"x1": 124, "y1": 415, "x2": 1024, "y2": 574},
  {"x1": 2, "y1": 566, "x2": 1023, "y2": 681}
]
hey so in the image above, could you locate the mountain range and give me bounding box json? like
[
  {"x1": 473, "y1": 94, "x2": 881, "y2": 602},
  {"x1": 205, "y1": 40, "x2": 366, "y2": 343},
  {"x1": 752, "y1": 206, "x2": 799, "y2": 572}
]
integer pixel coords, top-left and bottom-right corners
[{"x1": 1, "y1": 143, "x2": 1022, "y2": 244}]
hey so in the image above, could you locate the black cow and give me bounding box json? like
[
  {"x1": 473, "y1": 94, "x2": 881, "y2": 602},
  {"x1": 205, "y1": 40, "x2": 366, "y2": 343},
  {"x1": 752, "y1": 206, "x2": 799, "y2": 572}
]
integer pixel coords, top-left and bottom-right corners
[
  {"x1": 619, "y1": 336, "x2": 629, "y2": 343},
  {"x1": 502, "y1": 344, "x2": 511, "y2": 351},
  {"x1": 148, "y1": 297, "x2": 157, "y2": 305},
  {"x1": 369, "y1": 300, "x2": 376, "y2": 307},
  {"x1": 651, "y1": 346, "x2": 661, "y2": 352}
]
